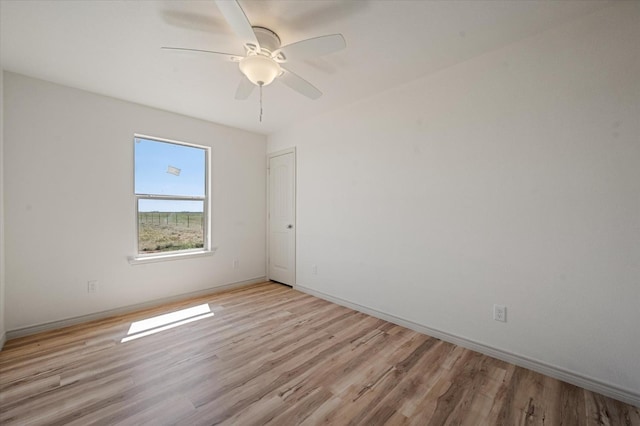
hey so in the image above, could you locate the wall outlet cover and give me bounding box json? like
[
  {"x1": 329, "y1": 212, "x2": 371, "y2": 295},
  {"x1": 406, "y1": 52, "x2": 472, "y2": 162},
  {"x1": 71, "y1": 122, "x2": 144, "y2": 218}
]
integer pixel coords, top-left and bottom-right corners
[{"x1": 493, "y1": 304, "x2": 507, "y2": 322}]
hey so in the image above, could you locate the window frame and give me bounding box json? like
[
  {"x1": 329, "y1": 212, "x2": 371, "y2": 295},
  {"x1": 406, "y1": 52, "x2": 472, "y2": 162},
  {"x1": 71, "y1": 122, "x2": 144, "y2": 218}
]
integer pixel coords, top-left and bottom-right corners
[{"x1": 130, "y1": 134, "x2": 212, "y2": 263}]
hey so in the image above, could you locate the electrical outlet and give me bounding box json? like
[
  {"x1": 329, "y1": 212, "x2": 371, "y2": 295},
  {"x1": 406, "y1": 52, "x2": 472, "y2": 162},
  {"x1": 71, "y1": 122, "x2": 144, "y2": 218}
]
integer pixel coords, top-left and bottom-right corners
[
  {"x1": 312, "y1": 265, "x2": 318, "y2": 275},
  {"x1": 87, "y1": 280, "x2": 98, "y2": 294},
  {"x1": 493, "y1": 304, "x2": 506, "y2": 322},
  {"x1": 233, "y1": 259, "x2": 239, "y2": 269}
]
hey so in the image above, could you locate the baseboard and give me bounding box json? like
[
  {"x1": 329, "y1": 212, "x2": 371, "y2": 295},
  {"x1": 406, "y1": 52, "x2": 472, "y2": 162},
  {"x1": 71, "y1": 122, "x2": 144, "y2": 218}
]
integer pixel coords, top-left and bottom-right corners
[
  {"x1": 6, "y1": 277, "x2": 266, "y2": 341},
  {"x1": 294, "y1": 284, "x2": 640, "y2": 408},
  {"x1": 0, "y1": 331, "x2": 6, "y2": 351}
]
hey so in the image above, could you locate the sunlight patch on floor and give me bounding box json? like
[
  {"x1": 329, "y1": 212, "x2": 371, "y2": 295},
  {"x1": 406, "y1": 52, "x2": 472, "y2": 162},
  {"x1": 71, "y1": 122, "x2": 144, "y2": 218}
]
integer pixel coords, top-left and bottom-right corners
[{"x1": 121, "y1": 303, "x2": 213, "y2": 343}]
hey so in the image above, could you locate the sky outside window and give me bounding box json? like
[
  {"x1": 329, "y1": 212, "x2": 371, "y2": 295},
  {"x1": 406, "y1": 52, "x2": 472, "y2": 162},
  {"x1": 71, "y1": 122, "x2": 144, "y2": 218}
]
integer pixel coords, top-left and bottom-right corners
[{"x1": 135, "y1": 138, "x2": 206, "y2": 212}]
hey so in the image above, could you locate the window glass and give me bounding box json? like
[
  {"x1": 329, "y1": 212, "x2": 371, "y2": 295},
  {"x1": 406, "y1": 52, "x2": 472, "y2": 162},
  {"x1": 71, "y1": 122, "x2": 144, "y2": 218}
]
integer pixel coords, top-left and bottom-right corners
[
  {"x1": 138, "y1": 200, "x2": 205, "y2": 253},
  {"x1": 135, "y1": 138, "x2": 205, "y2": 196},
  {"x1": 134, "y1": 136, "x2": 208, "y2": 256}
]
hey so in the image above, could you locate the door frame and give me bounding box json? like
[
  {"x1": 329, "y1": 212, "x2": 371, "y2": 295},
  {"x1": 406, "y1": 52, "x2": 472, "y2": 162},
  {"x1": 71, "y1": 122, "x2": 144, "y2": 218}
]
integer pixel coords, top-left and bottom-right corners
[{"x1": 266, "y1": 147, "x2": 296, "y2": 285}]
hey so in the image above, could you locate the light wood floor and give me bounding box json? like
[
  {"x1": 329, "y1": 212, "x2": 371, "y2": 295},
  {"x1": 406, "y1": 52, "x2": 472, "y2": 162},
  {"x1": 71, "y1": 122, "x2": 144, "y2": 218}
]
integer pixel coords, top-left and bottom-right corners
[{"x1": 1, "y1": 282, "x2": 638, "y2": 425}]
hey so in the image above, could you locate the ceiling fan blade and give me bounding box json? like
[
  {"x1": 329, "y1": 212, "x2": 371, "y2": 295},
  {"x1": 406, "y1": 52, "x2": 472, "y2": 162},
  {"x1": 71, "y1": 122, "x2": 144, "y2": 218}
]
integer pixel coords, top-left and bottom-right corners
[
  {"x1": 214, "y1": 0, "x2": 260, "y2": 51},
  {"x1": 274, "y1": 34, "x2": 345, "y2": 62},
  {"x1": 161, "y1": 47, "x2": 241, "y2": 60},
  {"x1": 280, "y1": 67, "x2": 322, "y2": 100},
  {"x1": 235, "y1": 77, "x2": 256, "y2": 100}
]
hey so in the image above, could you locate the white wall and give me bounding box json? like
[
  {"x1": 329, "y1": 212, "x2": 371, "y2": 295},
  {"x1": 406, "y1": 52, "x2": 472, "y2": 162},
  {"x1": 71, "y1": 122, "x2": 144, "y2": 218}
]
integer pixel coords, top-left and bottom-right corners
[
  {"x1": 269, "y1": 2, "x2": 640, "y2": 399},
  {"x1": 0, "y1": 64, "x2": 6, "y2": 347},
  {"x1": 3, "y1": 72, "x2": 266, "y2": 331}
]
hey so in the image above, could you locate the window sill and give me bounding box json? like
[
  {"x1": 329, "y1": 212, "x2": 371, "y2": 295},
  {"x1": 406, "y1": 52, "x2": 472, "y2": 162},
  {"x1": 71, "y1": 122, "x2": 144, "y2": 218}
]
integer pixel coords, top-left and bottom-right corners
[{"x1": 128, "y1": 247, "x2": 217, "y2": 265}]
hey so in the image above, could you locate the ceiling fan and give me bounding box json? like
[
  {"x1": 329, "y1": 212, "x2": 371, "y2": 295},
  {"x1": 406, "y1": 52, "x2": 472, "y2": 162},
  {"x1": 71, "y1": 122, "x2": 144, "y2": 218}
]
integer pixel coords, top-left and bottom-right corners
[{"x1": 162, "y1": 0, "x2": 346, "y2": 120}]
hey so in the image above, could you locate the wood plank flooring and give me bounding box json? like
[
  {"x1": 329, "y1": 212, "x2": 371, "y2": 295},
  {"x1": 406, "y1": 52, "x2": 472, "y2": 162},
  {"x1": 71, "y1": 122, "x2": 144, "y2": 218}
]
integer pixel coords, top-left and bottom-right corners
[{"x1": 1, "y1": 282, "x2": 638, "y2": 425}]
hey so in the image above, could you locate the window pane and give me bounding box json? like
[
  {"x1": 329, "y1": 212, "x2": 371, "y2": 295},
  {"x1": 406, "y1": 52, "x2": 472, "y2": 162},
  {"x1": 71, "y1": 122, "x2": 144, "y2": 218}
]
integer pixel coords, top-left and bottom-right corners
[
  {"x1": 135, "y1": 138, "x2": 205, "y2": 196},
  {"x1": 138, "y1": 199, "x2": 204, "y2": 254}
]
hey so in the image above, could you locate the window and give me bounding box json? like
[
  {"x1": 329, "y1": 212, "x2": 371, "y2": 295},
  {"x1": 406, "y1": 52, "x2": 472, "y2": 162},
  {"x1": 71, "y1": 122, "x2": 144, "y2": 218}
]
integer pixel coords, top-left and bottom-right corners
[{"x1": 133, "y1": 135, "x2": 210, "y2": 260}]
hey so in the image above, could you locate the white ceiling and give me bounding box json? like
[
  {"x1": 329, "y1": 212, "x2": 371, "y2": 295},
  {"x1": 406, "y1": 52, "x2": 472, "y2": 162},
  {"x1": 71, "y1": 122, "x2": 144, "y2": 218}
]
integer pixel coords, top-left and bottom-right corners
[{"x1": 1, "y1": 0, "x2": 612, "y2": 135}]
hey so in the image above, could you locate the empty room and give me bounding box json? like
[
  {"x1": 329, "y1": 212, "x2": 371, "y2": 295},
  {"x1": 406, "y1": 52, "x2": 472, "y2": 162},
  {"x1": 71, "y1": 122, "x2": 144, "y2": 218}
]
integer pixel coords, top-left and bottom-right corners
[{"x1": 0, "y1": 0, "x2": 638, "y2": 424}]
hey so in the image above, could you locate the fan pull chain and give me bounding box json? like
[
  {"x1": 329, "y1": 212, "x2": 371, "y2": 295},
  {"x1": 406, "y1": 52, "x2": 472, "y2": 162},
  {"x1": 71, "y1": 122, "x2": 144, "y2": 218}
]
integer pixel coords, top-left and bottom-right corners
[{"x1": 259, "y1": 83, "x2": 263, "y2": 122}]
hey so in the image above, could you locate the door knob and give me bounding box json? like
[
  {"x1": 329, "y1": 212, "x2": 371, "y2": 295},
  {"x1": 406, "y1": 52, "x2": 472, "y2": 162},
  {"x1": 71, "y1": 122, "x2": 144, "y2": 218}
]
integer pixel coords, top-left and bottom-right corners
[{"x1": 287, "y1": 224, "x2": 293, "y2": 229}]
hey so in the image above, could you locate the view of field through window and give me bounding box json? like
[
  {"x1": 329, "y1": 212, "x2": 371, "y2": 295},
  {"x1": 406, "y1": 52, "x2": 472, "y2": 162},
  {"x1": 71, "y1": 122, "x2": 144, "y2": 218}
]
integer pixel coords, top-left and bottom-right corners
[
  {"x1": 135, "y1": 137, "x2": 207, "y2": 254},
  {"x1": 137, "y1": 208, "x2": 204, "y2": 253}
]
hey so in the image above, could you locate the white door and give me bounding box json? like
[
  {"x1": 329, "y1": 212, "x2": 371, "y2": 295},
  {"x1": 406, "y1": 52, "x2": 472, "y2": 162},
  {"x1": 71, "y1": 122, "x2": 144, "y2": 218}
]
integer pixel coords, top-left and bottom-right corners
[{"x1": 268, "y1": 151, "x2": 295, "y2": 285}]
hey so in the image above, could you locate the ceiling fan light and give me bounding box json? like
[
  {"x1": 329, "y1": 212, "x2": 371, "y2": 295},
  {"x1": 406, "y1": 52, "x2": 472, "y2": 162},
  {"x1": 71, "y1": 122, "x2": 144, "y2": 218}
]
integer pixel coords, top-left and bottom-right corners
[{"x1": 239, "y1": 55, "x2": 281, "y2": 86}]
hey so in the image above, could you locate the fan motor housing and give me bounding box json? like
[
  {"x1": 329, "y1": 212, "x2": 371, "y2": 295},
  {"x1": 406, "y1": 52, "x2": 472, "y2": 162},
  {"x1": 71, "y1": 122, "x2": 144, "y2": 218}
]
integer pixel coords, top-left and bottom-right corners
[{"x1": 252, "y1": 26, "x2": 281, "y2": 54}]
